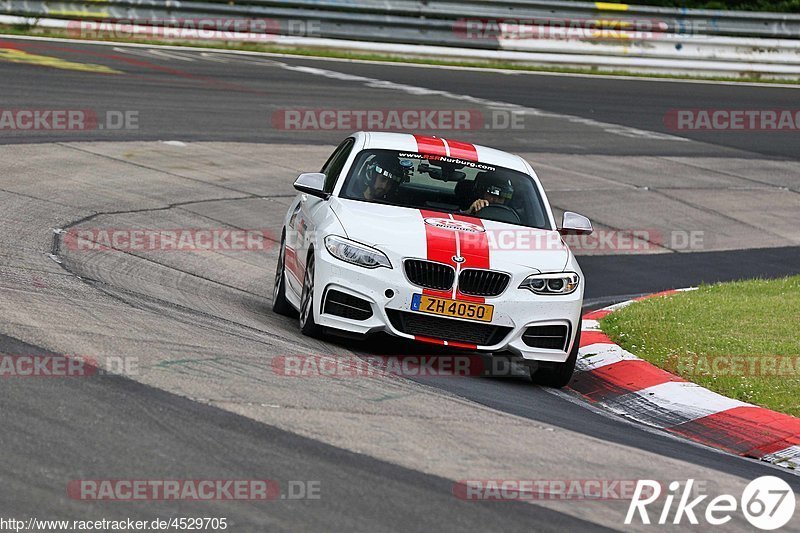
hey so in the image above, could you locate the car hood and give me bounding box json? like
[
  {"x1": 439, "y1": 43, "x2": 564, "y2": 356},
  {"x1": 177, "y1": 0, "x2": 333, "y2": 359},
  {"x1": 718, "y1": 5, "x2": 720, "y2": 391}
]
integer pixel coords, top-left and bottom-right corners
[{"x1": 330, "y1": 198, "x2": 570, "y2": 273}]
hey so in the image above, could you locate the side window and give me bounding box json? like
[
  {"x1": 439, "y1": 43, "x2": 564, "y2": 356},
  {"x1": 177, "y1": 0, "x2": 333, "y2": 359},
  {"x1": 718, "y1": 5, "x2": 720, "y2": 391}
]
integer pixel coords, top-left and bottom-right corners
[{"x1": 321, "y1": 138, "x2": 355, "y2": 193}]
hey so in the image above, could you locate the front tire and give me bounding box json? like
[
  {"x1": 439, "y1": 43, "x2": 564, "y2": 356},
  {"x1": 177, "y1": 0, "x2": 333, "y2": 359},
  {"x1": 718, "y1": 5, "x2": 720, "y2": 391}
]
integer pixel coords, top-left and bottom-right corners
[
  {"x1": 299, "y1": 252, "x2": 323, "y2": 337},
  {"x1": 272, "y1": 235, "x2": 296, "y2": 317},
  {"x1": 531, "y1": 327, "x2": 581, "y2": 388}
]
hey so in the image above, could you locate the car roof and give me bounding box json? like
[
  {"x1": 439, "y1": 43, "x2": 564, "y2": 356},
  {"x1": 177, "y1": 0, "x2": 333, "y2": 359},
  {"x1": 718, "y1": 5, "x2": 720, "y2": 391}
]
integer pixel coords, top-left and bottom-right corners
[{"x1": 355, "y1": 131, "x2": 531, "y2": 174}]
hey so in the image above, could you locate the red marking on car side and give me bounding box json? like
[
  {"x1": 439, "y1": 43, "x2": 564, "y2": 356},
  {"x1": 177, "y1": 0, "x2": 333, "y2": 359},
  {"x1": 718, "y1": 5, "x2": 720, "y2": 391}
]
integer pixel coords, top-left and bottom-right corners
[{"x1": 284, "y1": 246, "x2": 304, "y2": 283}]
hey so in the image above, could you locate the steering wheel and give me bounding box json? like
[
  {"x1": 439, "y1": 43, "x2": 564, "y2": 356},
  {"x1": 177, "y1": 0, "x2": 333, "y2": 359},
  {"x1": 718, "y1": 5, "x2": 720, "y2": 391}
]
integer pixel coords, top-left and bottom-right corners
[{"x1": 477, "y1": 204, "x2": 521, "y2": 224}]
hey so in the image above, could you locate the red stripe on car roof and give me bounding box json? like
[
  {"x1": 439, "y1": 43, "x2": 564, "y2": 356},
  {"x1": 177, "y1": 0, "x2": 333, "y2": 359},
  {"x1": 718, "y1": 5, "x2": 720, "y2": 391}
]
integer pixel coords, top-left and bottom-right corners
[
  {"x1": 412, "y1": 135, "x2": 447, "y2": 156},
  {"x1": 445, "y1": 139, "x2": 479, "y2": 161},
  {"x1": 412, "y1": 135, "x2": 480, "y2": 162}
]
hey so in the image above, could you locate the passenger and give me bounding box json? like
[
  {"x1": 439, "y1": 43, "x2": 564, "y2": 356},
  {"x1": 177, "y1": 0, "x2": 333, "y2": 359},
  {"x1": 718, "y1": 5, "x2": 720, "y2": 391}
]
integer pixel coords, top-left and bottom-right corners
[{"x1": 465, "y1": 174, "x2": 514, "y2": 215}]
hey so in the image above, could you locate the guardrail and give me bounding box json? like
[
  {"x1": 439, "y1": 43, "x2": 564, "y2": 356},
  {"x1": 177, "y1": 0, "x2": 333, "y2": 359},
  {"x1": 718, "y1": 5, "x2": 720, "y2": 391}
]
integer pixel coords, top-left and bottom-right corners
[{"x1": 1, "y1": 0, "x2": 800, "y2": 78}]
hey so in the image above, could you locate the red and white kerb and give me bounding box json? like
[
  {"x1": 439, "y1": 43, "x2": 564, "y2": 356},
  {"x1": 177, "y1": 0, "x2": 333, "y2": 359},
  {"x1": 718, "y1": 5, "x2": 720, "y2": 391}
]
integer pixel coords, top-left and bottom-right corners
[{"x1": 572, "y1": 290, "x2": 800, "y2": 471}]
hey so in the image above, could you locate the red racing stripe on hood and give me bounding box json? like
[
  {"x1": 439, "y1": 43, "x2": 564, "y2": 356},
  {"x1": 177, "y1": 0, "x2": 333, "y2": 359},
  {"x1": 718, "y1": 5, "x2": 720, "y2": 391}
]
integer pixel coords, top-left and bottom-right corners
[
  {"x1": 451, "y1": 214, "x2": 489, "y2": 303},
  {"x1": 450, "y1": 214, "x2": 490, "y2": 270},
  {"x1": 419, "y1": 209, "x2": 458, "y2": 299},
  {"x1": 418, "y1": 211, "x2": 491, "y2": 303}
]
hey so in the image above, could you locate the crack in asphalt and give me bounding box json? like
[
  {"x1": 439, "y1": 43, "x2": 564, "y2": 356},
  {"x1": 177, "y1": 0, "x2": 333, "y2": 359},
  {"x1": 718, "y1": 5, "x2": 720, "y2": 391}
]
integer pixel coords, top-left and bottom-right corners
[
  {"x1": 0, "y1": 185, "x2": 86, "y2": 210},
  {"x1": 46, "y1": 190, "x2": 315, "y2": 350}
]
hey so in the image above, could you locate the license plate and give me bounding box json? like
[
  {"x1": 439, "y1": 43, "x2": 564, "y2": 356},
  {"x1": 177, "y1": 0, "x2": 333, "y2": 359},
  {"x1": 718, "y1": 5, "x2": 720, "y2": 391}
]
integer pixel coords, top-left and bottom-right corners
[{"x1": 411, "y1": 294, "x2": 494, "y2": 322}]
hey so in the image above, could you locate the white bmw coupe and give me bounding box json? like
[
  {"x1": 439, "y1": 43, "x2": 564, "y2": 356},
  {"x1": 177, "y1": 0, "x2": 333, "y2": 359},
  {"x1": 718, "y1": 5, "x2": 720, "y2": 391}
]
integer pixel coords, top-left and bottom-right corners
[{"x1": 273, "y1": 132, "x2": 593, "y2": 387}]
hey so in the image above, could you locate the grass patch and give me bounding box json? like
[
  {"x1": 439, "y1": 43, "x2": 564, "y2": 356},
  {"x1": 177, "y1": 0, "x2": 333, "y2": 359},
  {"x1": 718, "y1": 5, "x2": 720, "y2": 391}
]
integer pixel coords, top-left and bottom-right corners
[
  {"x1": 1, "y1": 24, "x2": 799, "y2": 85},
  {"x1": 600, "y1": 276, "x2": 800, "y2": 416}
]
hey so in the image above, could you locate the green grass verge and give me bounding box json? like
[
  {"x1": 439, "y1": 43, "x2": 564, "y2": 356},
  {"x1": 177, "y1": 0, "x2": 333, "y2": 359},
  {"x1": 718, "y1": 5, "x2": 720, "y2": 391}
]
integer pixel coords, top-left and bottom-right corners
[
  {"x1": 600, "y1": 276, "x2": 800, "y2": 416},
  {"x1": 1, "y1": 24, "x2": 799, "y2": 85}
]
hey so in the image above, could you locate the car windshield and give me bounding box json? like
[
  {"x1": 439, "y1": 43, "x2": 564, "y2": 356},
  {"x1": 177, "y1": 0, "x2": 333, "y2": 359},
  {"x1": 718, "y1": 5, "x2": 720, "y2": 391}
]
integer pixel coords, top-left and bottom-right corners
[{"x1": 339, "y1": 149, "x2": 551, "y2": 229}]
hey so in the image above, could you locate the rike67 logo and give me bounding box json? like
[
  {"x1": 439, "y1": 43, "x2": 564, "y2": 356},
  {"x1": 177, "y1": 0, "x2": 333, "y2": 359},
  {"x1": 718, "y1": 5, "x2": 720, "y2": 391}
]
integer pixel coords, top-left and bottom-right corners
[{"x1": 626, "y1": 477, "x2": 795, "y2": 530}]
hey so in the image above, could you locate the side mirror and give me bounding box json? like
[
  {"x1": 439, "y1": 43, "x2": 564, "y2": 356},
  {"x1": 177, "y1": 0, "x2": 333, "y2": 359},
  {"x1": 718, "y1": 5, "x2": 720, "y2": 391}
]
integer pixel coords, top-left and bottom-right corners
[
  {"x1": 559, "y1": 211, "x2": 593, "y2": 235},
  {"x1": 293, "y1": 173, "x2": 329, "y2": 199}
]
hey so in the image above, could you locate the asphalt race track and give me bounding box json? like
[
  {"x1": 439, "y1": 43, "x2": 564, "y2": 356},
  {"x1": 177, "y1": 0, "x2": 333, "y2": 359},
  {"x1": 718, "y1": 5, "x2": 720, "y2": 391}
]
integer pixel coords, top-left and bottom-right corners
[{"x1": 1, "y1": 36, "x2": 800, "y2": 531}]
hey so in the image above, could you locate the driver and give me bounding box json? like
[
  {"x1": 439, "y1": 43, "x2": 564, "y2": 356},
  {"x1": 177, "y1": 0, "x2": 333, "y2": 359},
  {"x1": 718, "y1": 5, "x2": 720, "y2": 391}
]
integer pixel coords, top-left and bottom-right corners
[
  {"x1": 465, "y1": 174, "x2": 514, "y2": 215},
  {"x1": 362, "y1": 154, "x2": 405, "y2": 201}
]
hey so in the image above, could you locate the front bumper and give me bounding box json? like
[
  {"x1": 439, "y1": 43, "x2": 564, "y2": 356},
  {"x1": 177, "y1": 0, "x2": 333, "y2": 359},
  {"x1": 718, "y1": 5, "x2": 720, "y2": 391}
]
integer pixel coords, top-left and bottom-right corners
[{"x1": 313, "y1": 249, "x2": 583, "y2": 363}]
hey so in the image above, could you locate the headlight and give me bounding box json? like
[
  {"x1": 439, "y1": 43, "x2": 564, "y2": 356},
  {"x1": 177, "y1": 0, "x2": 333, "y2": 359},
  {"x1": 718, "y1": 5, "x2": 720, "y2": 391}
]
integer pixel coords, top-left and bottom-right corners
[
  {"x1": 519, "y1": 272, "x2": 579, "y2": 295},
  {"x1": 324, "y1": 235, "x2": 392, "y2": 269}
]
